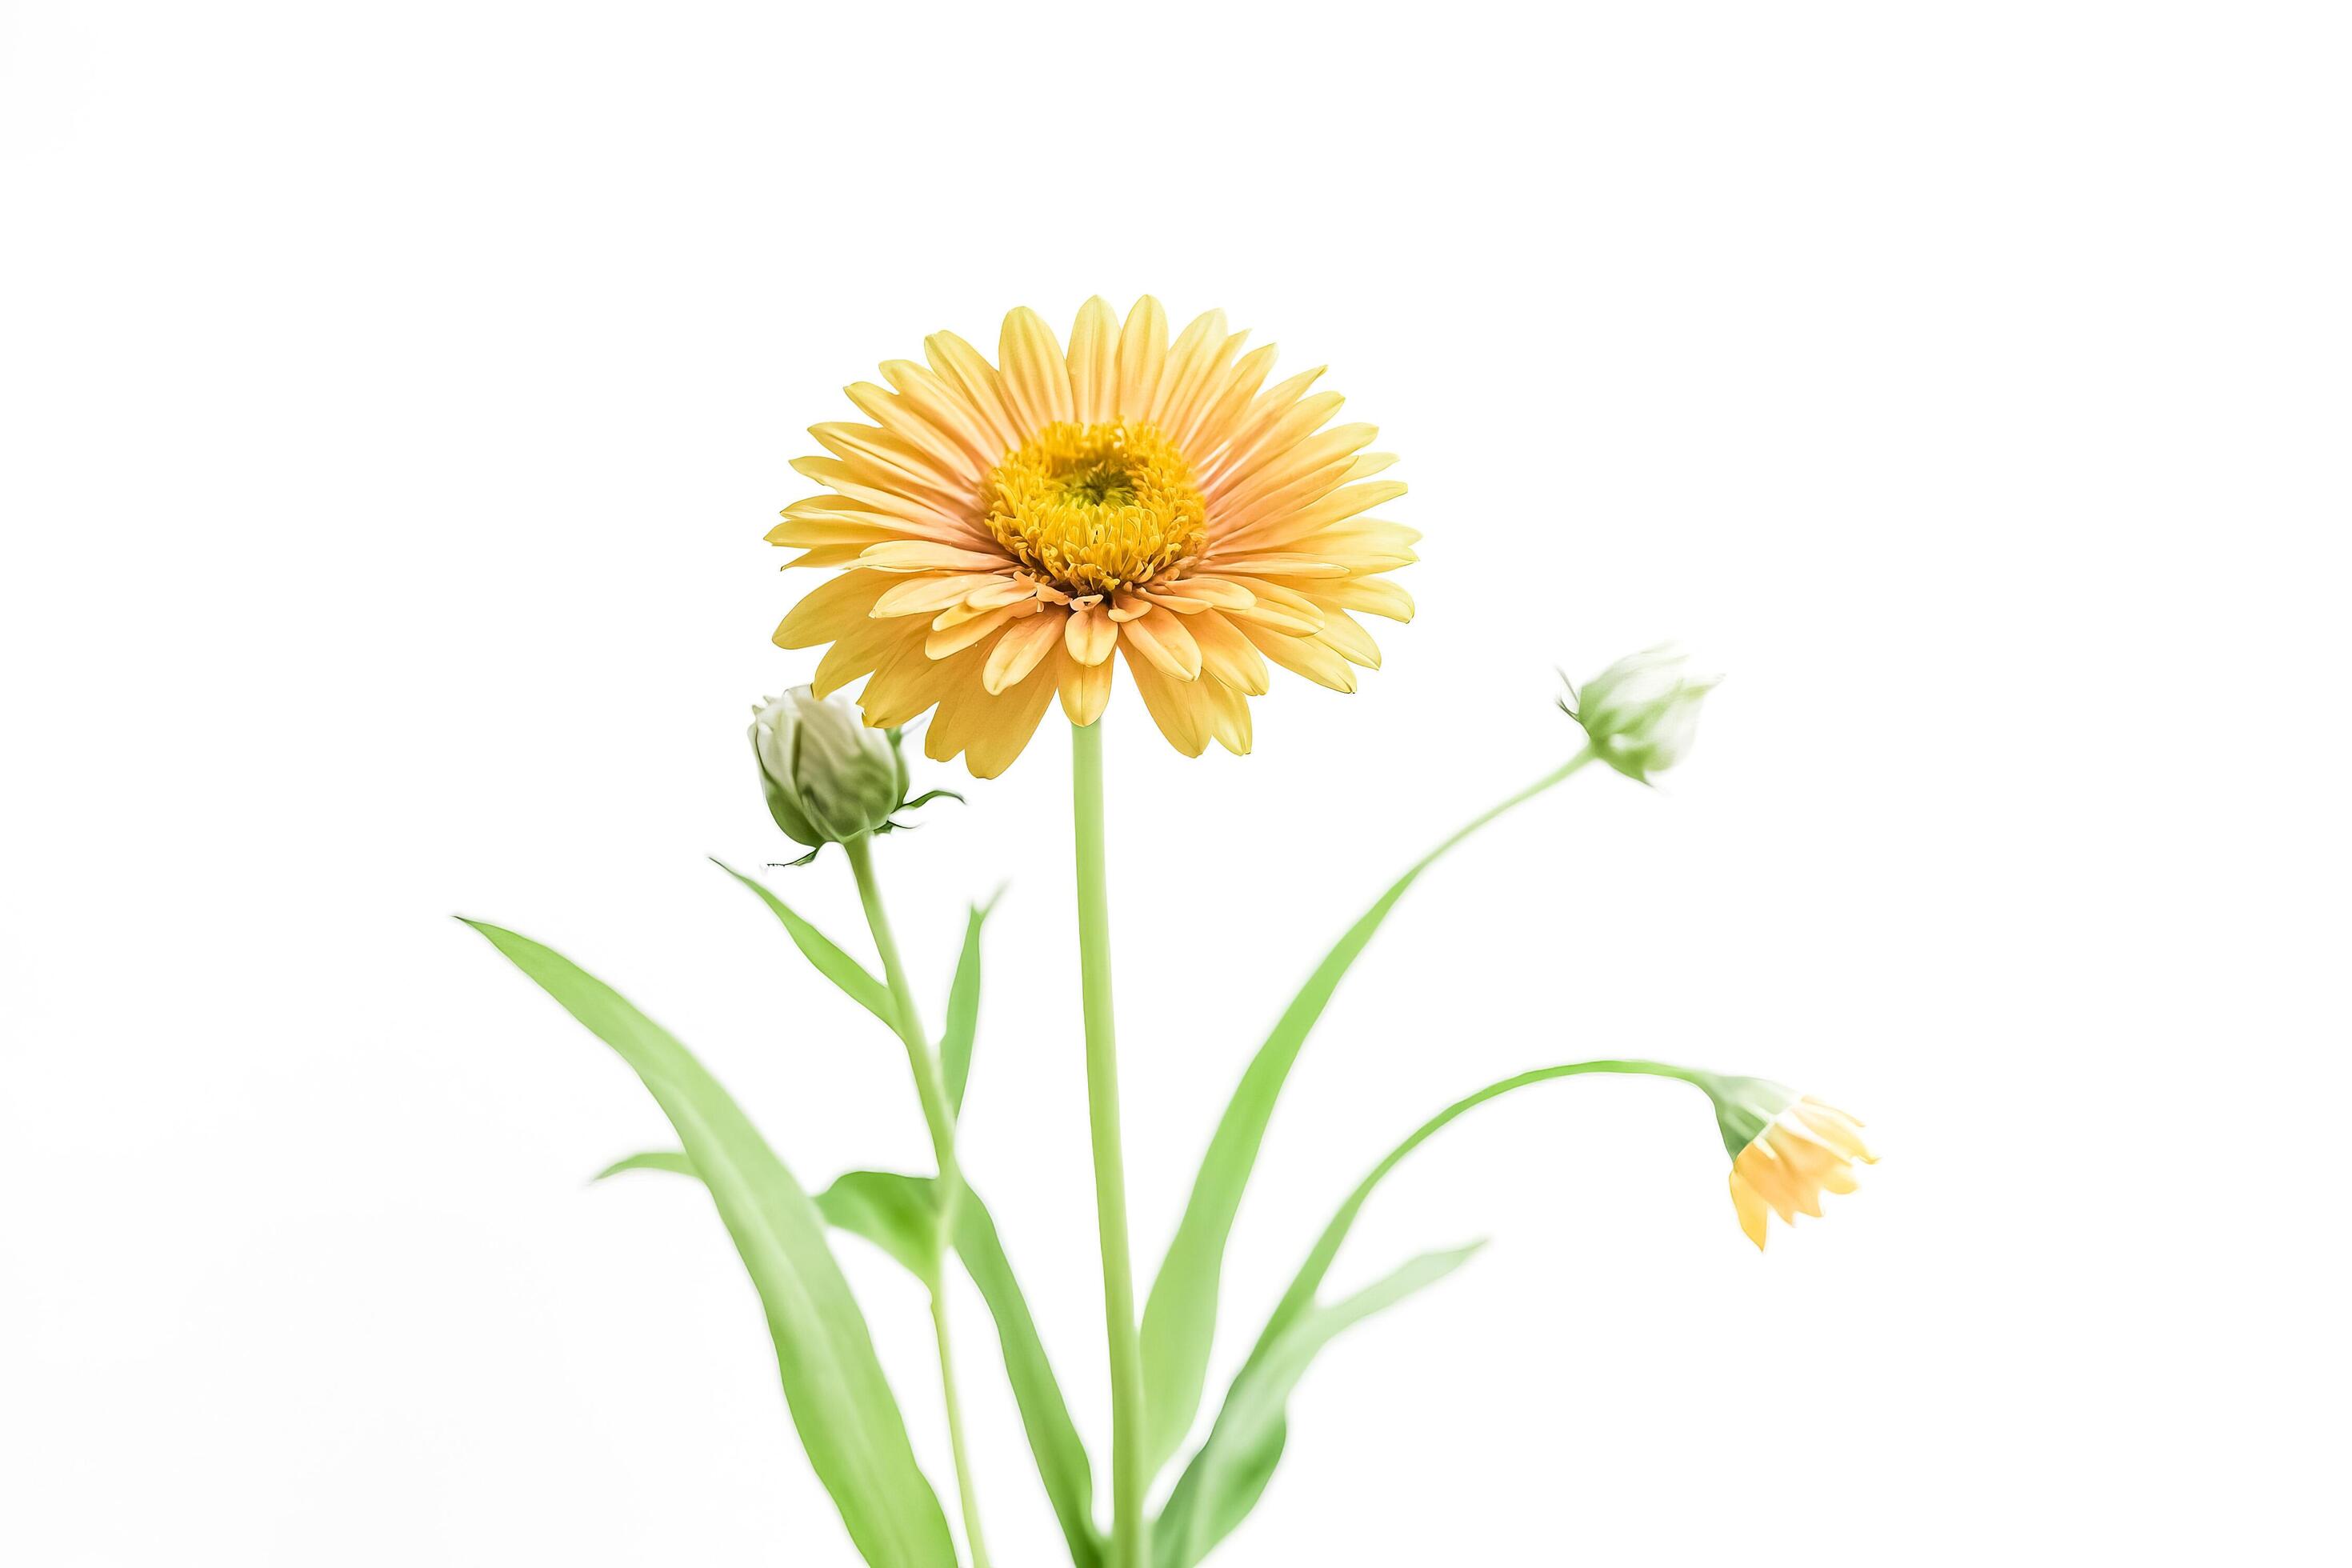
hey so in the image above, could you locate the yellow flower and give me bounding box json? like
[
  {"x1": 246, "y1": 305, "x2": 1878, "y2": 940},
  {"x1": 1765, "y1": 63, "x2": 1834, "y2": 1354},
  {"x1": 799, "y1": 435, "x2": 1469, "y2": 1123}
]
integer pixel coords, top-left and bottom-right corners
[
  {"x1": 770, "y1": 298, "x2": 1415, "y2": 776},
  {"x1": 1722, "y1": 1090, "x2": 1878, "y2": 1250}
]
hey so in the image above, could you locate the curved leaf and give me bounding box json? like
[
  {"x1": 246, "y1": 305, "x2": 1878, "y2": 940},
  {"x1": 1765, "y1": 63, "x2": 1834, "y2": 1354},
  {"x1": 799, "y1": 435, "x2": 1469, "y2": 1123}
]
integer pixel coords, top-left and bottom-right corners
[
  {"x1": 713, "y1": 858, "x2": 894, "y2": 1026},
  {"x1": 1155, "y1": 1059, "x2": 1703, "y2": 1566},
  {"x1": 466, "y1": 919, "x2": 954, "y2": 1568},
  {"x1": 1250, "y1": 1061, "x2": 1694, "y2": 1356},
  {"x1": 821, "y1": 1169, "x2": 945, "y2": 1289},
  {"x1": 594, "y1": 1150, "x2": 696, "y2": 1181},
  {"x1": 1153, "y1": 1246, "x2": 1480, "y2": 1568},
  {"x1": 1138, "y1": 752, "x2": 1593, "y2": 1474},
  {"x1": 602, "y1": 1152, "x2": 1103, "y2": 1568}
]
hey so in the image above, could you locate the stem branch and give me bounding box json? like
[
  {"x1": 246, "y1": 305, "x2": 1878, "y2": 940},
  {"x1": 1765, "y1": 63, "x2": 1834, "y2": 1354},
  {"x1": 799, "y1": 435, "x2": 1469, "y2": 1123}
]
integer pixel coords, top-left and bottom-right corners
[{"x1": 846, "y1": 834, "x2": 990, "y2": 1568}]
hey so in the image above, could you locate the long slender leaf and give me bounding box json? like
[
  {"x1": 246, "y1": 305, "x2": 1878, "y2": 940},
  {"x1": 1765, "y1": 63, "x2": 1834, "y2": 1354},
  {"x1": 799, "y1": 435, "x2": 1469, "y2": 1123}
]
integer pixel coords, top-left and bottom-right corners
[
  {"x1": 466, "y1": 920, "x2": 954, "y2": 1568},
  {"x1": 1138, "y1": 753, "x2": 1592, "y2": 1474},
  {"x1": 1154, "y1": 1246, "x2": 1480, "y2": 1568},
  {"x1": 603, "y1": 1152, "x2": 1104, "y2": 1568},
  {"x1": 713, "y1": 858, "x2": 894, "y2": 1026},
  {"x1": 939, "y1": 889, "x2": 1002, "y2": 1114}
]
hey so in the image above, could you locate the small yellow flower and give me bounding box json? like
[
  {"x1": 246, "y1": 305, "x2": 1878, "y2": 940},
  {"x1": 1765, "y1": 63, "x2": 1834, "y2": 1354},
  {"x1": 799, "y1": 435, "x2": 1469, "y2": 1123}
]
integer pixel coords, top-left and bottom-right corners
[
  {"x1": 770, "y1": 298, "x2": 1415, "y2": 775},
  {"x1": 1696, "y1": 1074, "x2": 1878, "y2": 1250}
]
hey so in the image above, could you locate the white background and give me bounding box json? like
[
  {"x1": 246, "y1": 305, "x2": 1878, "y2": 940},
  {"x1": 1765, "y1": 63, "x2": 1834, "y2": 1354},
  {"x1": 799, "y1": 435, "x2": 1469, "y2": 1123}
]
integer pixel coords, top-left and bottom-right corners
[{"x1": 4, "y1": 2, "x2": 2346, "y2": 1562}]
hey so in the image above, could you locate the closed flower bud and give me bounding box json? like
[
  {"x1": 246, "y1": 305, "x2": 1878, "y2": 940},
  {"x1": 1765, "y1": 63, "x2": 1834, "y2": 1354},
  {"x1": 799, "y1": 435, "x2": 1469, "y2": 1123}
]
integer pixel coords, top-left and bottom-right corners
[
  {"x1": 1688, "y1": 1070, "x2": 1877, "y2": 1250},
  {"x1": 1560, "y1": 645, "x2": 1718, "y2": 782},
  {"x1": 750, "y1": 686, "x2": 908, "y2": 850}
]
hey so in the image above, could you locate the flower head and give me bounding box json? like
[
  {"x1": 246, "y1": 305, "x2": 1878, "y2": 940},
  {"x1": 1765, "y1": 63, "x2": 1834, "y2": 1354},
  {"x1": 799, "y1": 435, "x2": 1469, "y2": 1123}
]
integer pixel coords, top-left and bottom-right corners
[
  {"x1": 1561, "y1": 646, "x2": 1718, "y2": 783},
  {"x1": 750, "y1": 686, "x2": 910, "y2": 851},
  {"x1": 1693, "y1": 1073, "x2": 1877, "y2": 1250},
  {"x1": 770, "y1": 299, "x2": 1415, "y2": 775}
]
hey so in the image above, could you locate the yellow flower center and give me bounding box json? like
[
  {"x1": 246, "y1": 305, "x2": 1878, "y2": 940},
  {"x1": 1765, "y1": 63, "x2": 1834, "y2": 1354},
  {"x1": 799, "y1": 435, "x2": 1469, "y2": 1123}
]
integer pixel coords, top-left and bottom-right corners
[{"x1": 983, "y1": 421, "x2": 1206, "y2": 598}]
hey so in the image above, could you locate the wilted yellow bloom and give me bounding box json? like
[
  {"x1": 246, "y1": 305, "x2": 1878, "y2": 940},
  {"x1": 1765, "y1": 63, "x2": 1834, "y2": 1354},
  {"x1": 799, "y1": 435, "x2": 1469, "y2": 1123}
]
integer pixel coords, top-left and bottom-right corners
[
  {"x1": 770, "y1": 298, "x2": 1415, "y2": 775},
  {"x1": 1726, "y1": 1097, "x2": 1878, "y2": 1250}
]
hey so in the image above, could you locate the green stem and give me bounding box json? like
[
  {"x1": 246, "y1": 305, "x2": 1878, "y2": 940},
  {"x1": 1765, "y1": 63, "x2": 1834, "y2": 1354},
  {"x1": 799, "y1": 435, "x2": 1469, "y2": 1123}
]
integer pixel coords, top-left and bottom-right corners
[
  {"x1": 1070, "y1": 718, "x2": 1146, "y2": 1568},
  {"x1": 845, "y1": 833, "x2": 990, "y2": 1568}
]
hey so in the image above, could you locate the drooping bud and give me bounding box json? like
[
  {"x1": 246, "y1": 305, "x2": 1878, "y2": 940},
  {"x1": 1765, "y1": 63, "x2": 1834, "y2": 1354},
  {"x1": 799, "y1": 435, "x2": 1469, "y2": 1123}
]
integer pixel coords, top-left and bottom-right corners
[
  {"x1": 1686, "y1": 1070, "x2": 1877, "y2": 1250},
  {"x1": 1560, "y1": 645, "x2": 1718, "y2": 782},
  {"x1": 750, "y1": 686, "x2": 909, "y2": 851}
]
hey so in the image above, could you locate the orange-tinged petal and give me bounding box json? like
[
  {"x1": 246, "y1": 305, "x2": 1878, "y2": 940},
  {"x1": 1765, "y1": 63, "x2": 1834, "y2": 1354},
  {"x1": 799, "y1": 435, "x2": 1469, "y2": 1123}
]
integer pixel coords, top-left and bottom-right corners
[
  {"x1": 1064, "y1": 602, "x2": 1118, "y2": 665},
  {"x1": 873, "y1": 572, "x2": 1004, "y2": 618},
  {"x1": 984, "y1": 610, "x2": 1065, "y2": 694},
  {"x1": 1120, "y1": 606, "x2": 1203, "y2": 681},
  {"x1": 926, "y1": 601, "x2": 1024, "y2": 658},
  {"x1": 1235, "y1": 617, "x2": 1358, "y2": 692}
]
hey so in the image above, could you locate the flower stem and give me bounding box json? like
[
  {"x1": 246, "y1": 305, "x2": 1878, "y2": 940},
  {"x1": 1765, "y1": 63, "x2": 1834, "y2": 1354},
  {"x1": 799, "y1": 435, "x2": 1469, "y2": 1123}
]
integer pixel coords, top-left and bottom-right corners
[
  {"x1": 844, "y1": 833, "x2": 990, "y2": 1568},
  {"x1": 1069, "y1": 718, "x2": 1146, "y2": 1568}
]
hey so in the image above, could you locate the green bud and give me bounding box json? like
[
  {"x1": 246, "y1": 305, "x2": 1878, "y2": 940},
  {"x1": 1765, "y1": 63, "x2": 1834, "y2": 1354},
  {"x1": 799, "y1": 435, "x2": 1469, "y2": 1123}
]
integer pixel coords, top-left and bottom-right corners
[
  {"x1": 1560, "y1": 645, "x2": 1719, "y2": 782},
  {"x1": 749, "y1": 686, "x2": 908, "y2": 850}
]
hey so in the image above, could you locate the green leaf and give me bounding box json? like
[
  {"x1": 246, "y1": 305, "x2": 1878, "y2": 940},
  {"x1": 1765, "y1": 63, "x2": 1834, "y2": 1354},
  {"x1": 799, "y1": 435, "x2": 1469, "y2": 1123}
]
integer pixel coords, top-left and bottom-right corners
[
  {"x1": 602, "y1": 1151, "x2": 1103, "y2": 1568},
  {"x1": 713, "y1": 858, "x2": 894, "y2": 1026},
  {"x1": 1154, "y1": 1246, "x2": 1480, "y2": 1568},
  {"x1": 465, "y1": 919, "x2": 954, "y2": 1568},
  {"x1": 939, "y1": 890, "x2": 1002, "y2": 1114},
  {"x1": 1138, "y1": 752, "x2": 1591, "y2": 1478}
]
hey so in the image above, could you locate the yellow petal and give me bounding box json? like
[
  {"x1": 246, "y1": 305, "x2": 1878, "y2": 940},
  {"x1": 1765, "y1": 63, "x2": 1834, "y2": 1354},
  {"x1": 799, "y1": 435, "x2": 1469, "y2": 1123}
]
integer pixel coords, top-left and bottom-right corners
[
  {"x1": 858, "y1": 540, "x2": 1014, "y2": 574},
  {"x1": 1068, "y1": 297, "x2": 1119, "y2": 424},
  {"x1": 1114, "y1": 297, "x2": 1168, "y2": 422},
  {"x1": 1730, "y1": 1172, "x2": 1770, "y2": 1250},
  {"x1": 775, "y1": 569, "x2": 894, "y2": 648},
  {"x1": 1119, "y1": 638, "x2": 1210, "y2": 756},
  {"x1": 1149, "y1": 308, "x2": 1230, "y2": 428},
  {"x1": 1059, "y1": 652, "x2": 1114, "y2": 726},
  {"x1": 1198, "y1": 675, "x2": 1254, "y2": 755},
  {"x1": 812, "y1": 613, "x2": 918, "y2": 699},
  {"x1": 962, "y1": 650, "x2": 1062, "y2": 778},
  {"x1": 998, "y1": 306, "x2": 1074, "y2": 433},
  {"x1": 1302, "y1": 605, "x2": 1382, "y2": 670},
  {"x1": 1186, "y1": 610, "x2": 1272, "y2": 695},
  {"x1": 924, "y1": 330, "x2": 1024, "y2": 453}
]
